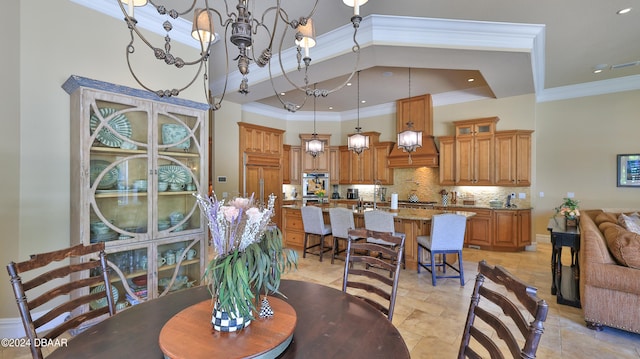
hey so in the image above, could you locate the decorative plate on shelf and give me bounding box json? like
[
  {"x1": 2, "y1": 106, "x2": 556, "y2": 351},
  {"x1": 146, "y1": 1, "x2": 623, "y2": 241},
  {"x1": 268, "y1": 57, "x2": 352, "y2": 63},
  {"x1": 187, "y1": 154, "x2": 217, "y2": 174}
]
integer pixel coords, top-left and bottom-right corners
[
  {"x1": 162, "y1": 124, "x2": 190, "y2": 150},
  {"x1": 158, "y1": 165, "x2": 190, "y2": 184},
  {"x1": 89, "y1": 283, "x2": 119, "y2": 310},
  {"x1": 90, "y1": 160, "x2": 119, "y2": 189},
  {"x1": 90, "y1": 108, "x2": 132, "y2": 148}
]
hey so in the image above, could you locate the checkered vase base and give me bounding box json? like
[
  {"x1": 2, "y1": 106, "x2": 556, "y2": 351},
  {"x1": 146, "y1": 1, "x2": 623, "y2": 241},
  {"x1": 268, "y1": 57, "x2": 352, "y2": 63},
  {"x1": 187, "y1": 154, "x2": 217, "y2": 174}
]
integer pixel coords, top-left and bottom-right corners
[
  {"x1": 211, "y1": 303, "x2": 252, "y2": 332},
  {"x1": 259, "y1": 297, "x2": 274, "y2": 318}
]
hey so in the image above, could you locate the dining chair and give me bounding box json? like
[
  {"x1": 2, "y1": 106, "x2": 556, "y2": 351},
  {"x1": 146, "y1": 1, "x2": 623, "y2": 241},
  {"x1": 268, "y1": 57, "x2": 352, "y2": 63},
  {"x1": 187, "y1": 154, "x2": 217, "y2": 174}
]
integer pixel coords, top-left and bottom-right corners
[
  {"x1": 459, "y1": 260, "x2": 549, "y2": 359},
  {"x1": 6, "y1": 243, "x2": 116, "y2": 359},
  {"x1": 416, "y1": 213, "x2": 467, "y2": 286},
  {"x1": 363, "y1": 210, "x2": 406, "y2": 269},
  {"x1": 328, "y1": 207, "x2": 363, "y2": 264},
  {"x1": 301, "y1": 205, "x2": 333, "y2": 262},
  {"x1": 342, "y1": 228, "x2": 405, "y2": 321}
]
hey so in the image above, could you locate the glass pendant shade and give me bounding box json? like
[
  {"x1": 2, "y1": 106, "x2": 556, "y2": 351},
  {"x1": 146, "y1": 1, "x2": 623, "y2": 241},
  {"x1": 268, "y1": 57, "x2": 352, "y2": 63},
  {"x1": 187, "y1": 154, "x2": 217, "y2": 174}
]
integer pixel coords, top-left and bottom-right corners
[
  {"x1": 397, "y1": 129, "x2": 422, "y2": 153},
  {"x1": 306, "y1": 137, "x2": 324, "y2": 158},
  {"x1": 192, "y1": 9, "x2": 216, "y2": 43},
  {"x1": 120, "y1": 0, "x2": 148, "y2": 6},
  {"x1": 348, "y1": 132, "x2": 369, "y2": 154},
  {"x1": 295, "y1": 18, "x2": 316, "y2": 49}
]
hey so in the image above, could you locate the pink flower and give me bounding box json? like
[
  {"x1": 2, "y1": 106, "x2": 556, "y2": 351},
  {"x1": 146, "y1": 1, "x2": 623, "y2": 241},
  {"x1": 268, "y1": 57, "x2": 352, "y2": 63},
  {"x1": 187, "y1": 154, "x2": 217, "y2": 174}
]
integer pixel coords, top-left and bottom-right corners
[
  {"x1": 246, "y1": 207, "x2": 262, "y2": 224},
  {"x1": 229, "y1": 197, "x2": 251, "y2": 210},
  {"x1": 221, "y1": 206, "x2": 240, "y2": 222}
]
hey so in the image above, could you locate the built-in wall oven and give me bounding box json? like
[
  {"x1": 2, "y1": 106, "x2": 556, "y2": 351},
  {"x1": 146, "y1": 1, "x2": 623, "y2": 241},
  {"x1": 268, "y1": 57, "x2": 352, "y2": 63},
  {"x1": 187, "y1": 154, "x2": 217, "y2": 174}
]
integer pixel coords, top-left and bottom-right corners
[{"x1": 302, "y1": 173, "x2": 330, "y2": 204}]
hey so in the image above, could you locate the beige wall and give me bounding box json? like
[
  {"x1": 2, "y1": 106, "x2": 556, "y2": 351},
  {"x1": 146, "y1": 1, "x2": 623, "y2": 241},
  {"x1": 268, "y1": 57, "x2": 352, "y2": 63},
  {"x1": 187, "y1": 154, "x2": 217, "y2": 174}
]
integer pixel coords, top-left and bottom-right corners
[{"x1": 1, "y1": 0, "x2": 21, "y2": 318}]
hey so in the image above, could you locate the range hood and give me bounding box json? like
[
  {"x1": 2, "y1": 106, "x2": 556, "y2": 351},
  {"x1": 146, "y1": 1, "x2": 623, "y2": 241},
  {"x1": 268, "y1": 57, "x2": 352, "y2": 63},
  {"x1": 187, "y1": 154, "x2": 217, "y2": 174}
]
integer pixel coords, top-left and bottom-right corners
[{"x1": 387, "y1": 135, "x2": 439, "y2": 168}]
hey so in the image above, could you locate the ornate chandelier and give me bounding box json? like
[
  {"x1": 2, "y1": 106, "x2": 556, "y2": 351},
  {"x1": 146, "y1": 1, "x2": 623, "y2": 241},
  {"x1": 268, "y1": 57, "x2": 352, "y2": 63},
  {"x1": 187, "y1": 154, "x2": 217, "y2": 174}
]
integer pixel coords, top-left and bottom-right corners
[
  {"x1": 116, "y1": 0, "x2": 367, "y2": 111},
  {"x1": 347, "y1": 71, "x2": 369, "y2": 155}
]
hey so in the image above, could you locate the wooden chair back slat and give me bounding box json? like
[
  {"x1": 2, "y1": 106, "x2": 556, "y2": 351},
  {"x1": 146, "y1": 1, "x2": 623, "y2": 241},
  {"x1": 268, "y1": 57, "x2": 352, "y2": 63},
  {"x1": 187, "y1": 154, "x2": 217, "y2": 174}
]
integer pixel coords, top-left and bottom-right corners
[
  {"x1": 342, "y1": 228, "x2": 405, "y2": 321},
  {"x1": 6, "y1": 243, "x2": 116, "y2": 359},
  {"x1": 458, "y1": 261, "x2": 549, "y2": 359}
]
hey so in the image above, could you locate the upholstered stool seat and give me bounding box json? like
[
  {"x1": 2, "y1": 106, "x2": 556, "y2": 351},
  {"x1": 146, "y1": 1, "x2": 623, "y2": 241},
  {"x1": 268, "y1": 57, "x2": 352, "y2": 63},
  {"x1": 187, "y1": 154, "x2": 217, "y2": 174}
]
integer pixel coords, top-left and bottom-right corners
[
  {"x1": 417, "y1": 213, "x2": 466, "y2": 286},
  {"x1": 301, "y1": 206, "x2": 333, "y2": 262}
]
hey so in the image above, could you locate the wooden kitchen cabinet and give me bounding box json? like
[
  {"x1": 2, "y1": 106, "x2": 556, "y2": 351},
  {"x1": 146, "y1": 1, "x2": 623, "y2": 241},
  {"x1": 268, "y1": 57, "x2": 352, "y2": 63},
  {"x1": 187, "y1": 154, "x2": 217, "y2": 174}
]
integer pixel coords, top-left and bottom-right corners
[
  {"x1": 394, "y1": 217, "x2": 416, "y2": 266},
  {"x1": 239, "y1": 123, "x2": 284, "y2": 228},
  {"x1": 290, "y1": 145, "x2": 301, "y2": 184},
  {"x1": 283, "y1": 144, "x2": 291, "y2": 184},
  {"x1": 493, "y1": 209, "x2": 532, "y2": 250},
  {"x1": 396, "y1": 94, "x2": 433, "y2": 136},
  {"x1": 339, "y1": 146, "x2": 351, "y2": 184},
  {"x1": 373, "y1": 142, "x2": 394, "y2": 184},
  {"x1": 465, "y1": 208, "x2": 493, "y2": 248},
  {"x1": 438, "y1": 136, "x2": 455, "y2": 185},
  {"x1": 350, "y1": 148, "x2": 373, "y2": 183},
  {"x1": 300, "y1": 133, "x2": 331, "y2": 172},
  {"x1": 329, "y1": 146, "x2": 340, "y2": 184},
  {"x1": 454, "y1": 117, "x2": 497, "y2": 185},
  {"x1": 494, "y1": 130, "x2": 533, "y2": 186}
]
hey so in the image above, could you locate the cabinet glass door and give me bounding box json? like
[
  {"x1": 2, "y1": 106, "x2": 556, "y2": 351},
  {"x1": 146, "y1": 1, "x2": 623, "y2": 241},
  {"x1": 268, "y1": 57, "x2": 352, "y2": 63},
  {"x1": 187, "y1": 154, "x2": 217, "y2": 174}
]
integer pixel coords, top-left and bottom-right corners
[
  {"x1": 88, "y1": 98, "x2": 152, "y2": 244},
  {"x1": 154, "y1": 105, "x2": 204, "y2": 238},
  {"x1": 105, "y1": 246, "x2": 150, "y2": 309},
  {"x1": 156, "y1": 238, "x2": 202, "y2": 297}
]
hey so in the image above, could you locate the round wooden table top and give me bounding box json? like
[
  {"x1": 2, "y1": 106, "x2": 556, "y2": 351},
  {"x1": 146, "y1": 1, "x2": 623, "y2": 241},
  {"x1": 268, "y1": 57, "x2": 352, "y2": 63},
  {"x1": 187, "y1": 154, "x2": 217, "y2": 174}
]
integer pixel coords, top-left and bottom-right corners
[{"x1": 159, "y1": 297, "x2": 296, "y2": 359}]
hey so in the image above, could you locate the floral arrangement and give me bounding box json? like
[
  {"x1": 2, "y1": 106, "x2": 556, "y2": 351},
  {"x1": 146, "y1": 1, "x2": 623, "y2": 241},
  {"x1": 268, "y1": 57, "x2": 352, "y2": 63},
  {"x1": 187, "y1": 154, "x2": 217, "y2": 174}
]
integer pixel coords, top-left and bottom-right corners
[
  {"x1": 555, "y1": 197, "x2": 580, "y2": 219},
  {"x1": 315, "y1": 189, "x2": 326, "y2": 197},
  {"x1": 194, "y1": 193, "x2": 298, "y2": 322}
]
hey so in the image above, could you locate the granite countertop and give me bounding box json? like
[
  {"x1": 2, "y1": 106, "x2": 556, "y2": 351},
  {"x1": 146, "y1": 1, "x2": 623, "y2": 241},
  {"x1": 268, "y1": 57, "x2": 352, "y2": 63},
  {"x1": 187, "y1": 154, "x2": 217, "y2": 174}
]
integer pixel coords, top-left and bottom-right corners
[{"x1": 281, "y1": 205, "x2": 476, "y2": 221}]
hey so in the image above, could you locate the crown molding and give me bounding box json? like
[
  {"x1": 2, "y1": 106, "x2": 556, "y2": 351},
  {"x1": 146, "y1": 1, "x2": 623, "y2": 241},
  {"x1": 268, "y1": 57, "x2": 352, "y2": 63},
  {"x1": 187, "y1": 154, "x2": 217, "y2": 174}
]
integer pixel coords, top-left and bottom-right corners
[{"x1": 537, "y1": 75, "x2": 640, "y2": 102}]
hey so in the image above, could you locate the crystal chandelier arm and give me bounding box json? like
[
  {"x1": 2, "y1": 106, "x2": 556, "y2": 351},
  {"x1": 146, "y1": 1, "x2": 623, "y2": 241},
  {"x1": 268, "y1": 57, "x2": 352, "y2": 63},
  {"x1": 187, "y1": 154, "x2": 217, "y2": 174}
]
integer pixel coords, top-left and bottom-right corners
[{"x1": 147, "y1": 0, "x2": 198, "y2": 17}]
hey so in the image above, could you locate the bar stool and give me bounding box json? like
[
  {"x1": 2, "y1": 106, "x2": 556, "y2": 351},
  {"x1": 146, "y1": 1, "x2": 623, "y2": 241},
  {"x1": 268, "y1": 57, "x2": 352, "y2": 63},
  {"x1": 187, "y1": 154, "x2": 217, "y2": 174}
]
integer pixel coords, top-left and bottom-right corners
[
  {"x1": 417, "y1": 213, "x2": 467, "y2": 286},
  {"x1": 363, "y1": 210, "x2": 406, "y2": 269},
  {"x1": 301, "y1": 206, "x2": 333, "y2": 262},
  {"x1": 329, "y1": 207, "x2": 363, "y2": 264}
]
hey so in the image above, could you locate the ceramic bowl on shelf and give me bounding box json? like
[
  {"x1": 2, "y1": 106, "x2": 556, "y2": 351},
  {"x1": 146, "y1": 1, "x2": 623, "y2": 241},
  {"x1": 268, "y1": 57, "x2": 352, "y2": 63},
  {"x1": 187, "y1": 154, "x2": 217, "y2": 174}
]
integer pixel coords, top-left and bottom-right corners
[
  {"x1": 158, "y1": 181, "x2": 169, "y2": 192},
  {"x1": 133, "y1": 179, "x2": 148, "y2": 192}
]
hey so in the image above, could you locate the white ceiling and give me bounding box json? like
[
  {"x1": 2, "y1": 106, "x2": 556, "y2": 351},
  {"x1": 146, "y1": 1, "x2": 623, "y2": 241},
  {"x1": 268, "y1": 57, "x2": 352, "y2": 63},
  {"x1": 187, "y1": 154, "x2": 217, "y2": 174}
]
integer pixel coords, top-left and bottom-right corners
[{"x1": 78, "y1": 0, "x2": 640, "y2": 117}]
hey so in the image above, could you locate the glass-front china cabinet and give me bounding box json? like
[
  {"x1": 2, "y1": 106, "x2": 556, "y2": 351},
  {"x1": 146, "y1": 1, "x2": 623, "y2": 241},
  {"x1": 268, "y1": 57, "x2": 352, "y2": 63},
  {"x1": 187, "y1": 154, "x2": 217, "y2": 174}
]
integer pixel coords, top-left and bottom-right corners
[{"x1": 63, "y1": 76, "x2": 208, "y2": 314}]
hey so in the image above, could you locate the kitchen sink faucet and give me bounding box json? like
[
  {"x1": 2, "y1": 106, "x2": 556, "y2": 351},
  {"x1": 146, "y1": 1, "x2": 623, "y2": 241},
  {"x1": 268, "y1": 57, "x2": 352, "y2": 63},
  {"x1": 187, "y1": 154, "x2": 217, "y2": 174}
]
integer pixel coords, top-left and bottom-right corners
[{"x1": 373, "y1": 180, "x2": 382, "y2": 209}]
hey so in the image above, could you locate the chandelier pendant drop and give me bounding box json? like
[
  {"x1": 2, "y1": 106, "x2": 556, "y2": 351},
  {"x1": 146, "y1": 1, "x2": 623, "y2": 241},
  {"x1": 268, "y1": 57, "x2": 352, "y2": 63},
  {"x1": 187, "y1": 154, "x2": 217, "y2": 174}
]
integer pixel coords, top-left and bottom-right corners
[
  {"x1": 347, "y1": 71, "x2": 369, "y2": 155},
  {"x1": 305, "y1": 84, "x2": 325, "y2": 158},
  {"x1": 116, "y1": 0, "x2": 368, "y2": 111},
  {"x1": 397, "y1": 68, "x2": 422, "y2": 164}
]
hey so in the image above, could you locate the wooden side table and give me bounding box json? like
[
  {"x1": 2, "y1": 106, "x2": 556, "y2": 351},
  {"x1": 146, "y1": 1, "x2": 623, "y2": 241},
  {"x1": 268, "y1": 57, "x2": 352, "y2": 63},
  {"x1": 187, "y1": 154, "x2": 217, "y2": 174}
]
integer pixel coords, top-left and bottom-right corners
[{"x1": 547, "y1": 218, "x2": 581, "y2": 308}]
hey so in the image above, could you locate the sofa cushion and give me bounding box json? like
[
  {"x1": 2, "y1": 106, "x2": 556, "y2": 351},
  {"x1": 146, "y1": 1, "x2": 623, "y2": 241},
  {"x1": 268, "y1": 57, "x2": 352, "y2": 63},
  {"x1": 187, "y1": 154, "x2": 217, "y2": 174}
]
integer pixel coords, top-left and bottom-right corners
[
  {"x1": 595, "y1": 211, "x2": 618, "y2": 226},
  {"x1": 618, "y1": 213, "x2": 640, "y2": 235},
  {"x1": 603, "y1": 224, "x2": 640, "y2": 269}
]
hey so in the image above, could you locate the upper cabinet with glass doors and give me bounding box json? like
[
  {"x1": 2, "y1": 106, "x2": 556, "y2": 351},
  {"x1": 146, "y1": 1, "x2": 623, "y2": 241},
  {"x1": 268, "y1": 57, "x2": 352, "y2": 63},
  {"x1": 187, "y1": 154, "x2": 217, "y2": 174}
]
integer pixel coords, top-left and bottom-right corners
[{"x1": 63, "y1": 75, "x2": 208, "y2": 303}]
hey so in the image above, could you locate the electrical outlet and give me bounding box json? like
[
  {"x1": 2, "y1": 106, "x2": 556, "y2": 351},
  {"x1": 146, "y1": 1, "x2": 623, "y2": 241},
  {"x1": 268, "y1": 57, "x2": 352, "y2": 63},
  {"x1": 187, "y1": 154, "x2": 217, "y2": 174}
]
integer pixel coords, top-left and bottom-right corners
[
  {"x1": 510, "y1": 192, "x2": 516, "y2": 199},
  {"x1": 518, "y1": 193, "x2": 526, "y2": 199},
  {"x1": 567, "y1": 192, "x2": 575, "y2": 198}
]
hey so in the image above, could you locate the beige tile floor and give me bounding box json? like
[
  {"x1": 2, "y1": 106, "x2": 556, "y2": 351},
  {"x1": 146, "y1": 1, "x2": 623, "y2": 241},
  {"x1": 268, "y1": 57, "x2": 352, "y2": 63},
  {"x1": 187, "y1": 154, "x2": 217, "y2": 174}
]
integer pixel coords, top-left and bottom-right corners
[{"x1": 3, "y1": 243, "x2": 639, "y2": 358}]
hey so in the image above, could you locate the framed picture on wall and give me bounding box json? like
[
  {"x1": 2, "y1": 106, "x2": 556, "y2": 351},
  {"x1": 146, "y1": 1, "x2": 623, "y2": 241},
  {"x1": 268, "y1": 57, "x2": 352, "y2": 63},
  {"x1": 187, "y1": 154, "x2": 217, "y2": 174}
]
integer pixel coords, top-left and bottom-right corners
[{"x1": 617, "y1": 154, "x2": 640, "y2": 187}]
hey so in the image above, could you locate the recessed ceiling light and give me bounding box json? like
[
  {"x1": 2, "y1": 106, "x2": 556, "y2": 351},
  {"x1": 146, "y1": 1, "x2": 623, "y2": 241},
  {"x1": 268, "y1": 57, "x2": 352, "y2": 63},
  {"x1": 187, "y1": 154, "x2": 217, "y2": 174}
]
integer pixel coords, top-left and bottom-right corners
[
  {"x1": 617, "y1": 7, "x2": 632, "y2": 15},
  {"x1": 346, "y1": 82, "x2": 352, "y2": 86},
  {"x1": 328, "y1": 106, "x2": 333, "y2": 110},
  {"x1": 361, "y1": 100, "x2": 366, "y2": 104},
  {"x1": 593, "y1": 64, "x2": 608, "y2": 73},
  {"x1": 280, "y1": 92, "x2": 285, "y2": 96},
  {"x1": 467, "y1": 78, "x2": 475, "y2": 82}
]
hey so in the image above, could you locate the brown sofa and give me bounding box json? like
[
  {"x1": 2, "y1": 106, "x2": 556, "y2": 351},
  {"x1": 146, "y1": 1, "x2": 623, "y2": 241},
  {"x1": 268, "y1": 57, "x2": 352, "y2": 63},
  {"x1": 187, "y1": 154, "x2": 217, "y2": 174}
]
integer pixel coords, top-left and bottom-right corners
[{"x1": 579, "y1": 209, "x2": 640, "y2": 333}]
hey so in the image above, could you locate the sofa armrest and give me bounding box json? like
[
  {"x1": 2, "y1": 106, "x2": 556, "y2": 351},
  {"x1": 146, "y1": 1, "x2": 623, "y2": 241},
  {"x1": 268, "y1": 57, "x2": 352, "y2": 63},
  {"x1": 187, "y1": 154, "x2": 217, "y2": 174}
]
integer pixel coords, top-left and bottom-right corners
[{"x1": 584, "y1": 261, "x2": 640, "y2": 295}]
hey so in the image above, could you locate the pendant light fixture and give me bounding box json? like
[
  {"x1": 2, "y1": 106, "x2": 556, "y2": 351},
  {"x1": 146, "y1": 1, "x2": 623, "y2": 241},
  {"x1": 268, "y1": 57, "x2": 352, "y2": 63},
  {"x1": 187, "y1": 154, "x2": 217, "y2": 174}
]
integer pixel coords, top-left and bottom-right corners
[
  {"x1": 397, "y1": 68, "x2": 422, "y2": 163},
  {"x1": 305, "y1": 84, "x2": 324, "y2": 158},
  {"x1": 347, "y1": 71, "x2": 370, "y2": 155}
]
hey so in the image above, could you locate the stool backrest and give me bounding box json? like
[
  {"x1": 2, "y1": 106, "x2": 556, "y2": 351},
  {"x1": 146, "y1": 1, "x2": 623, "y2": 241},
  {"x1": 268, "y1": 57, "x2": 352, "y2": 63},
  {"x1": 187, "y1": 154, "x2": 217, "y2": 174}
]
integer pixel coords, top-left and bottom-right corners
[
  {"x1": 301, "y1": 206, "x2": 326, "y2": 235},
  {"x1": 430, "y1": 213, "x2": 467, "y2": 251},
  {"x1": 329, "y1": 207, "x2": 356, "y2": 239}
]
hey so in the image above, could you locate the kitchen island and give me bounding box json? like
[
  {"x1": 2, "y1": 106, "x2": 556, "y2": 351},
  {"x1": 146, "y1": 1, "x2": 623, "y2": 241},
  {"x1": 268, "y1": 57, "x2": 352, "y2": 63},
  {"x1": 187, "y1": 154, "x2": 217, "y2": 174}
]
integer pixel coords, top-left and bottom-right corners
[{"x1": 281, "y1": 205, "x2": 476, "y2": 270}]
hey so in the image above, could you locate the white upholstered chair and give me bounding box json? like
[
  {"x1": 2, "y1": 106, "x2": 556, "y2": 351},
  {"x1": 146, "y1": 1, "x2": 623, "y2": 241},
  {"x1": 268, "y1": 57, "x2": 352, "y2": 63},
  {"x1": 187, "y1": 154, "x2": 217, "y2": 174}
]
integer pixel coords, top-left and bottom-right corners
[
  {"x1": 363, "y1": 210, "x2": 406, "y2": 269},
  {"x1": 417, "y1": 213, "x2": 467, "y2": 286},
  {"x1": 328, "y1": 207, "x2": 363, "y2": 264},
  {"x1": 301, "y1": 206, "x2": 333, "y2": 262}
]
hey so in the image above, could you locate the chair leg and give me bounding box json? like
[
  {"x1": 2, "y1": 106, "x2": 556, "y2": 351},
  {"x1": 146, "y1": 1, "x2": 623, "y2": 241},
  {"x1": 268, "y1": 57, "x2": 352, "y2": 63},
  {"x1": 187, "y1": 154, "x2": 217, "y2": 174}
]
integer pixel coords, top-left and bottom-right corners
[
  {"x1": 417, "y1": 245, "x2": 422, "y2": 273},
  {"x1": 430, "y1": 250, "x2": 437, "y2": 286},
  {"x1": 458, "y1": 250, "x2": 465, "y2": 286},
  {"x1": 332, "y1": 237, "x2": 337, "y2": 264},
  {"x1": 442, "y1": 254, "x2": 447, "y2": 274},
  {"x1": 319, "y1": 235, "x2": 324, "y2": 262},
  {"x1": 303, "y1": 233, "x2": 309, "y2": 258}
]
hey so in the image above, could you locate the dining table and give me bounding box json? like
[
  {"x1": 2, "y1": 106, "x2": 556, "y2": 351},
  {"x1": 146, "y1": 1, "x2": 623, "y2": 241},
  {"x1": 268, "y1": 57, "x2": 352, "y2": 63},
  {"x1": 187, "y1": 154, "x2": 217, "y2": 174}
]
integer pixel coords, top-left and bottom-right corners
[{"x1": 47, "y1": 279, "x2": 410, "y2": 359}]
